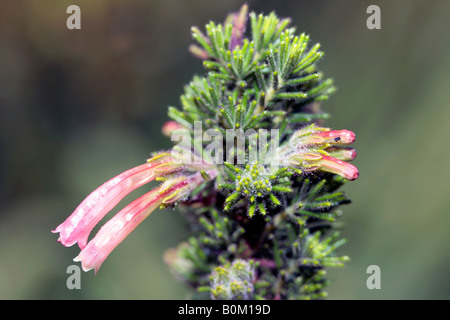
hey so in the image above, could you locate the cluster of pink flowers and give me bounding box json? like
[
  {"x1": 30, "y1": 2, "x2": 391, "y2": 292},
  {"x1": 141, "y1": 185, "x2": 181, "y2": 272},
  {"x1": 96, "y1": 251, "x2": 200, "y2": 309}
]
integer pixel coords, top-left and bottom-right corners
[
  {"x1": 278, "y1": 124, "x2": 359, "y2": 181},
  {"x1": 52, "y1": 153, "x2": 216, "y2": 273}
]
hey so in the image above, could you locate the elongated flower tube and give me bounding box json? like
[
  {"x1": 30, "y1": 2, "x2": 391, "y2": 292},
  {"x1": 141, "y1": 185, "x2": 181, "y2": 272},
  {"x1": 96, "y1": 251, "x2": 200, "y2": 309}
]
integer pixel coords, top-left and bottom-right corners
[
  {"x1": 74, "y1": 169, "x2": 217, "y2": 273},
  {"x1": 288, "y1": 126, "x2": 355, "y2": 147},
  {"x1": 308, "y1": 129, "x2": 356, "y2": 145},
  {"x1": 301, "y1": 154, "x2": 359, "y2": 181},
  {"x1": 53, "y1": 142, "x2": 217, "y2": 272},
  {"x1": 314, "y1": 155, "x2": 358, "y2": 180},
  {"x1": 52, "y1": 153, "x2": 174, "y2": 249}
]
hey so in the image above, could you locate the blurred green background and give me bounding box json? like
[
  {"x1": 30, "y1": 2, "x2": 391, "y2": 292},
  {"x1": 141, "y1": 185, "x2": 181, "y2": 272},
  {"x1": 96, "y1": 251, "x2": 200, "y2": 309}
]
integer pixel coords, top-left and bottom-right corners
[{"x1": 1, "y1": 0, "x2": 449, "y2": 299}]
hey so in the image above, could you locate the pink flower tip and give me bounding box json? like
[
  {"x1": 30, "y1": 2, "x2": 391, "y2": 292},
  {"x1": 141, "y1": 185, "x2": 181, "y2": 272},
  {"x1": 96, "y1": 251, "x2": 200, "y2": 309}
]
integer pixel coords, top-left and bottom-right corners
[
  {"x1": 319, "y1": 155, "x2": 359, "y2": 181},
  {"x1": 71, "y1": 188, "x2": 166, "y2": 273}
]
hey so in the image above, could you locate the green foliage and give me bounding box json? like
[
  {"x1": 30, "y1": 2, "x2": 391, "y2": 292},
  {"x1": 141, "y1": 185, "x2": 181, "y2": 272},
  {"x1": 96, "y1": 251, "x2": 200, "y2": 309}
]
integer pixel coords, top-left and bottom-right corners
[
  {"x1": 170, "y1": 5, "x2": 335, "y2": 135},
  {"x1": 169, "y1": 173, "x2": 351, "y2": 300}
]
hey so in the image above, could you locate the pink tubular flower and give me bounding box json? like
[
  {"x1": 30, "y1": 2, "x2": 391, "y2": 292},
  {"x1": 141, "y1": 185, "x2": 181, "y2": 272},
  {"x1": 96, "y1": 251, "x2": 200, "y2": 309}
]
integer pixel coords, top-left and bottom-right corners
[
  {"x1": 74, "y1": 185, "x2": 175, "y2": 273},
  {"x1": 306, "y1": 155, "x2": 359, "y2": 181},
  {"x1": 53, "y1": 147, "x2": 217, "y2": 273},
  {"x1": 74, "y1": 188, "x2": 164, "y2": 273},
  {"x1": 294, "y1": 127, "x2": 355, "y2": 146},
  {"x1": 73, "y1": 170, "x2": 217, "y2": 273},
  {"x1": 52, "y1": 153, "x2": 174, "y2": 249}
]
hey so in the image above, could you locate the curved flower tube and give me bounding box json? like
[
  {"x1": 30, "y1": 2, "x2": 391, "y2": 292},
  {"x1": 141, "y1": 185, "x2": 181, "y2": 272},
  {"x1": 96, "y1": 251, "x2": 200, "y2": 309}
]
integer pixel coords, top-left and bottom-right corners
[
  {"x1": 53, "y1": 146, "x2": 217, "y2": 273},
  {"x1": 304, "y1": 154, "x2": 359, "y2": 181},
  {"x1": 52, "y1": 153, "x2": 174, "y2": 249},
  {"x1": 73, "y1": 169, "x2": 217, "y2": 273}
]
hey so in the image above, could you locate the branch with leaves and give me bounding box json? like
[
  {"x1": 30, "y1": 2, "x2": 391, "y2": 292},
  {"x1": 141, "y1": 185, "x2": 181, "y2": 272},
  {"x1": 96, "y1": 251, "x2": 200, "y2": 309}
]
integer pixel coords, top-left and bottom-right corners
[{"x1": 53, "y1": 5, "x2": 358, "y2": 300}]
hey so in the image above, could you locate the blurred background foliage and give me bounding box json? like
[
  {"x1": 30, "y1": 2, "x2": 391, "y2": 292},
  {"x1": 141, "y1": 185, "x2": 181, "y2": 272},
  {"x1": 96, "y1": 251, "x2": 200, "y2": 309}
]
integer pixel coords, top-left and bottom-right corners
[{"x1": 0, "y1": 0, "x2": 449, "y2": 299}]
